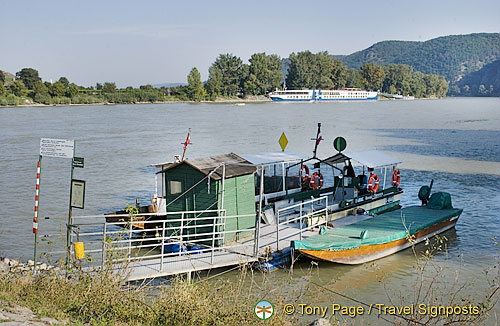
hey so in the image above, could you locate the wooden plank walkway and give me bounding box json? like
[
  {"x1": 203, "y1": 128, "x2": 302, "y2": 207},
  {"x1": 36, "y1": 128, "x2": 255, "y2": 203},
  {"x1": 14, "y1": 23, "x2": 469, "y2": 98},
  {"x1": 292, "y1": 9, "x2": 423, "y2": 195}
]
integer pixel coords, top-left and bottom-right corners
[{"x1": 119, "y1": 223, "x2": 319, "y2": 281}]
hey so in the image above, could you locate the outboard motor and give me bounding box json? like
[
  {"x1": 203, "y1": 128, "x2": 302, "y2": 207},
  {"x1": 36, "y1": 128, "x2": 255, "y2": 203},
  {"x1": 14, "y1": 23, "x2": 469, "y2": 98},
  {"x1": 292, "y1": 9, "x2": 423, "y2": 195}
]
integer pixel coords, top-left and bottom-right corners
[{"x1": 418, "y1": 179, "x2": 434, "y2": 206}]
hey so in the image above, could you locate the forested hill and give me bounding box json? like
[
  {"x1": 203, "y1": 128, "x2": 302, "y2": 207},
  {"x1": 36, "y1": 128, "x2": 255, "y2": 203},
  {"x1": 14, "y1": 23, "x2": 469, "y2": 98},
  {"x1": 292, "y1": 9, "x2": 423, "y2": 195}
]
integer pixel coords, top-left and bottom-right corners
[
  {"x1": 334, "y1": 33, "x2": 500, "y2": 83},
  {"x1": 453, "y1": 59, "x2": 500, "y2": 96}
]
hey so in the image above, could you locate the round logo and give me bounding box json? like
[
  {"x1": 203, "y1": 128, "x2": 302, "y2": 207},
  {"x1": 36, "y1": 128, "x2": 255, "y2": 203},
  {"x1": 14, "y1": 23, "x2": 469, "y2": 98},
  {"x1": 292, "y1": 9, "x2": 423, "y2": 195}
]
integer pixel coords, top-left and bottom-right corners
[{"x1": 254, "y1": 300, "x2": 274, "y2": 320}]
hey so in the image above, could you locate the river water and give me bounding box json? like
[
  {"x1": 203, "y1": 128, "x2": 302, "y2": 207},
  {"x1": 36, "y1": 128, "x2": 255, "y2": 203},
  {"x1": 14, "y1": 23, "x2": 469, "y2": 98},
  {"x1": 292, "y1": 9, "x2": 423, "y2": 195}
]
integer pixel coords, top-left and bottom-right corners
[{"x1": 0, "y1": 98, "x2": 499, "y2": 323}]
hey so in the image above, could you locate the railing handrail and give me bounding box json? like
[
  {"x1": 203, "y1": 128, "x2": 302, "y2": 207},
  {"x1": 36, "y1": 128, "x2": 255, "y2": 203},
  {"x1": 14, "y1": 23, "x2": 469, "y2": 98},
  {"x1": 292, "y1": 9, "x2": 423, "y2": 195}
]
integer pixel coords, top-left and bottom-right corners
[
  {"x1": 70, "y1": 209, "x2": 226, "y2": 219},
  {"x1": 277, "y1": 196, "x2": 327, "y2": 215}
]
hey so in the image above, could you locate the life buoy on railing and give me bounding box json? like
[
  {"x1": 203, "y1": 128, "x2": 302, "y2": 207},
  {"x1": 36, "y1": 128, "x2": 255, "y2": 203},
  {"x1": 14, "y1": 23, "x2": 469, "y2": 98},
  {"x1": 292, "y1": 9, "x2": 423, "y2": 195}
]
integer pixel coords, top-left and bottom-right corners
[
  {"x1": 368, "y1": 173, "x2": 379, "y2": 193},
  {"x1": 300, "y1": 165, "x2": 310, "y2": 183},
  {"x1": 392, "y1": 169, "x2": 401, "y2": 187},
  {"x1": 310, "y1": 172, "x2": 324, "y2": 190}
]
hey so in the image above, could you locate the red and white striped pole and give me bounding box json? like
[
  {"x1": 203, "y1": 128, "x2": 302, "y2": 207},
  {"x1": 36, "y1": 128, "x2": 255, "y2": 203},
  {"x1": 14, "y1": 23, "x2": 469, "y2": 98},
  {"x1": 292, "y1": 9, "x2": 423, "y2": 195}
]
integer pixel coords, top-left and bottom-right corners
[
  {"x1": 33, "y1": 160, "x2": 41, "y2": 233},
  {"x1": 33, "y1": 156, "x2": 42, "y2": 273}
]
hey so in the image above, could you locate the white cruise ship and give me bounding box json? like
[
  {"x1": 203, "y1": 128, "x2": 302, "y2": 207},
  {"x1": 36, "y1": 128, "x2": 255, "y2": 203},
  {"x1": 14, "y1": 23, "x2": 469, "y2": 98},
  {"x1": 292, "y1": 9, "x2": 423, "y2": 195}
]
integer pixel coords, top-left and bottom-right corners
[{"x1": 268, "y1": 88, "x2": 378, "y2": 102}]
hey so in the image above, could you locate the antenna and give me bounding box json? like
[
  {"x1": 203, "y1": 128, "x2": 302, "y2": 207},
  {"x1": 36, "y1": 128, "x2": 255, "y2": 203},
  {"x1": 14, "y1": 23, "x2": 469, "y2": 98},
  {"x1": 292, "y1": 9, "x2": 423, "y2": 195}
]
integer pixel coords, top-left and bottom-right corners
[{"x1": 311, "y1": 123, "x2": 323, "y2": 158}]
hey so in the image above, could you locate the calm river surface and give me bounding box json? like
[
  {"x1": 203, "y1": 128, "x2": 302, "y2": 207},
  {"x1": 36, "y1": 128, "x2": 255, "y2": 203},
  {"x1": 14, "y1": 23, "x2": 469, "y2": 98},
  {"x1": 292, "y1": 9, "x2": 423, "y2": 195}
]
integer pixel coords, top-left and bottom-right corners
[{"x1": 1, "y1": 98, "x2": 499, "y2": 323}]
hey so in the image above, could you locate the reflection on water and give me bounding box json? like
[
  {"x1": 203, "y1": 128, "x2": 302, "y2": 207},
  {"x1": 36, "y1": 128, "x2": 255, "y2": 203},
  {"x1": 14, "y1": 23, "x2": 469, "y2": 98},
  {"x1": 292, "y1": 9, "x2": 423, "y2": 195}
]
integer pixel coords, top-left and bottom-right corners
[
  {"x1": 0, "y1": 98, "x2": 499, "y2": 320},
  {"x1": 378, "y1": 128, "x2": 500, "y2": 162}
]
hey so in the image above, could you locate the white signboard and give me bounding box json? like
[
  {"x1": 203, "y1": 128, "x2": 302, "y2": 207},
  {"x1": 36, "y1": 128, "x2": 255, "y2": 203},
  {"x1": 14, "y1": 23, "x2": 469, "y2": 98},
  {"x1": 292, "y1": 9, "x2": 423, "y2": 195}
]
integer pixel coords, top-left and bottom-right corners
[
  {"x1": 71, "y1": 179, "x2": 85, "y2": 209},
  {"x1": 40, "y1": 138, "x2": 74, "y2": 158}
]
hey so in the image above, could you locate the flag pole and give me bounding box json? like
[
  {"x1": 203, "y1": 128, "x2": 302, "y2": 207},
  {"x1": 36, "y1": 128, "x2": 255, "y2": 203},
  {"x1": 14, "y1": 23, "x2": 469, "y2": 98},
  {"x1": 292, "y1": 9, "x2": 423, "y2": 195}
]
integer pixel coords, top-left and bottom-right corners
[{"x1": 181, "y1": 128, "x2": 191, "y2": 161}]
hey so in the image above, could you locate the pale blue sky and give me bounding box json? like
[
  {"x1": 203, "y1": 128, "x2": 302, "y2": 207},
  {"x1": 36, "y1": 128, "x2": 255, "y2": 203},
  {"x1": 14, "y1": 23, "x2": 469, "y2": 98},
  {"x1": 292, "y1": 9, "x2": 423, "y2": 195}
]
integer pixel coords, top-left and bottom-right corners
[{"x1": 1, "y1": 0, "x2": 499, "y2": 87}]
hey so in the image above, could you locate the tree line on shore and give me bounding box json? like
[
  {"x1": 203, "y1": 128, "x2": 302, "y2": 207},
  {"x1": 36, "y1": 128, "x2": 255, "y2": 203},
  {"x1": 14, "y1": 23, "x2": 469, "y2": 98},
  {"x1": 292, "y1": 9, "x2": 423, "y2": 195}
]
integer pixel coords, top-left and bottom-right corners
[
  {"x1": 0, "y1": 51, "x2": 448, "y2": 106},
  {"x1": 0, "y1": 68, "x2": 171, "y2": 106},
  {"x1": 183, "y1": 51, "x2": 448, "y2": 101}
]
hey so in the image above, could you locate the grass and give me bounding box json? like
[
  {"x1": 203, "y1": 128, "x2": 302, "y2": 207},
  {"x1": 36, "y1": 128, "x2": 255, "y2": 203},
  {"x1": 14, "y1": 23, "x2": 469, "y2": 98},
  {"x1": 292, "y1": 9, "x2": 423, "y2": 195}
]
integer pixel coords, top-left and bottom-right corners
[{"x1": 0, "y1": 265, "x2": 292, "y2": 326}]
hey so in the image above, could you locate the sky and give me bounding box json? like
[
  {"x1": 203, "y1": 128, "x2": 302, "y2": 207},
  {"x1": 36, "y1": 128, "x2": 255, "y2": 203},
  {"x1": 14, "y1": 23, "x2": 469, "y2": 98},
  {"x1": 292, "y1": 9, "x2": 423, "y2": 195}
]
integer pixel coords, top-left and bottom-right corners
[{"x1": 1, "y1": 0, "x2": 499, "y2": 87}]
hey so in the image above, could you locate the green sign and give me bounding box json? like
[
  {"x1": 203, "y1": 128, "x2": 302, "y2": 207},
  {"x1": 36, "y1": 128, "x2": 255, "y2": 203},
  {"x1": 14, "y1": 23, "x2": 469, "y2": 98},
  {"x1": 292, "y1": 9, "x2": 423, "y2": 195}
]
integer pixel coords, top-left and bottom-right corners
[
  {"x1": 73, "y1": 157, "x2": 84, "y2": 168},
  {"x1": 333, "y1": 137, "x2": 347, "y2": 152}
]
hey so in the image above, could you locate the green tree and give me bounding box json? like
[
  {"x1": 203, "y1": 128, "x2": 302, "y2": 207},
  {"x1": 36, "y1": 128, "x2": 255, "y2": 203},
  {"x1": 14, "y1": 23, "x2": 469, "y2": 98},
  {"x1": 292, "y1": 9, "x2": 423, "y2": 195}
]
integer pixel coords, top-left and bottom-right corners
[
  {"x1": 96, "y1": 83, "x2": 103, "y2": 90},
  {"x1": 286, "y1": 51, "x2": 347, "y2": 89},
  {"x1": 410, "y1": 71, "x2": 426, "y2": 97},
  {"x1": 102, "y1": 82, "x2": 117, "y2": 93},
  {"x1": 49, "y1": 81, "x2": 66, "y2": 97},
  {"x1": 15, "y1": 68, "x2": 41, "y2": 90},
  {"x1": 245, "y1": 53, "x2": 283, "y2": 95},
  {"x1": 206, "y1": 65, "x2": 223, "y2": 97},
  {"x1": 359, "y1": 63, "x2": 385, "y2": 90},
  {"x1": 31, "y1": 81, "x2": 51, "y2": 104},
  {"x1": 206, "y1": 54, "x2": 247, "y2": 96},
  {"x1": 345, "y1": 69, "x2": 363, "y2": 88},
  {"x1": 0, "y1": 71, "x2": 5, "y2": 85},
  {"x1": 66, "y1": 83, "x2": 80, "y2": 98},
  {"x1": 0, "y1": 83, "x2": 5, "y2": 96},
  {"x1": 186, "y1": 67, "x2": 207, "y2": 101},
  {"x1": 9, "y1": 80, "x2": 28, "y2": 97},
  {"x1": 58, "y1": 77, "x2": 70, "y2": 88},
  {"x1": 383, "y1": 64, "x2": 413, "y2": 95}
]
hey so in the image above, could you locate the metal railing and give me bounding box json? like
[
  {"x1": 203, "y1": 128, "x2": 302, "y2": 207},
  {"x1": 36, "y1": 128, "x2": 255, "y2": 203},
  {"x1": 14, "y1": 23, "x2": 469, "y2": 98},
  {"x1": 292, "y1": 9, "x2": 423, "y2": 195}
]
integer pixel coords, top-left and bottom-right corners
[
  {"x1": 275, "y1": 196, "x2": 329, "y2": 250},
  {"x1": 38, "y1": 196, "x2": 331, "y2": 276},
  {"x1": 67, "y1": 210, "x2": 259, "y2": 271}
]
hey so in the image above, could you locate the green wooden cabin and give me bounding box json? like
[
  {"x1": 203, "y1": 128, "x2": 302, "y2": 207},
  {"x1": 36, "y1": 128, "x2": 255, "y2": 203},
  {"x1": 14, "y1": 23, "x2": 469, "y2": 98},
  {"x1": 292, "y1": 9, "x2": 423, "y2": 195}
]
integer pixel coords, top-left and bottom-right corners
[{"x1": 156, "y1": 153, "x2": 256, "y2": 245}]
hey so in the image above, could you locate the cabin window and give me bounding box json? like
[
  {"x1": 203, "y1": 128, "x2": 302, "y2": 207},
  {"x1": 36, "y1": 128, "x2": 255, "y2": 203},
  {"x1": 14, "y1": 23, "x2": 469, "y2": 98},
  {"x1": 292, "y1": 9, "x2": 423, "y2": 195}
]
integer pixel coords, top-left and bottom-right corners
[{"x1": 168, "y1": 180, "x2": 182, "y2": 195}]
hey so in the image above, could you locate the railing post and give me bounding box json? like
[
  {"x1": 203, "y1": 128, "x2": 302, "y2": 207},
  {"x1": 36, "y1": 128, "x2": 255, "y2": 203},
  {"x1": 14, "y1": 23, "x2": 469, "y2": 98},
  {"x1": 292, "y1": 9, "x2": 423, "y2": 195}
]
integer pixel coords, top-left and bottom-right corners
[
  {"x1": 160, "y1": 220, "x2": 165, "y2": 271},
  {"x1": 101, "y1": 223, "x2": 106, "y2": 268},
  {"x1": 299, "y1": 211, "x2": 303, "y2": 240},
  {"x1": 325, "y1": 197, "x2": 329, "y2": 225},
  {"x1": 128, "y1": 219, "x2": 132, "y2": 262},
  {"x1": 179, "y1": 212, "x2": 184, "y2": 257},
  {"x1": 211, "y1": 212, "x2": 217, "y2": 265},
  {"x1": 276, "y1": 210, "x2": 280, "y2": 251},
  {"x1": 254, "y1": 165, "x2": 265, "y2": 257}
]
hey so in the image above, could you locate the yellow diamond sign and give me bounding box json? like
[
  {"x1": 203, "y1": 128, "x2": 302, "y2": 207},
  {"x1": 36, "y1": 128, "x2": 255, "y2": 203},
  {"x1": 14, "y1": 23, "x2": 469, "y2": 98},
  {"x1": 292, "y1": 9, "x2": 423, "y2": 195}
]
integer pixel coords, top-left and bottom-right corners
[{"x1": 278, "y1": 132, "x2": 288, "y2": 152}]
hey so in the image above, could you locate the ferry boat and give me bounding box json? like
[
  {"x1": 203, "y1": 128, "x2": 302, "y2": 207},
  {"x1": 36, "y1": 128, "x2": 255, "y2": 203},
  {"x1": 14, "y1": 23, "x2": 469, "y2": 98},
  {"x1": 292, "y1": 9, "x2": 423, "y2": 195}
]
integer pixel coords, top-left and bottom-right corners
[
  {"x1": 293, "y1": 182, "x2": 462, "y2": 264},
  {"x1": 268, "y1": 88, "x2": 378, "y2": 102}
]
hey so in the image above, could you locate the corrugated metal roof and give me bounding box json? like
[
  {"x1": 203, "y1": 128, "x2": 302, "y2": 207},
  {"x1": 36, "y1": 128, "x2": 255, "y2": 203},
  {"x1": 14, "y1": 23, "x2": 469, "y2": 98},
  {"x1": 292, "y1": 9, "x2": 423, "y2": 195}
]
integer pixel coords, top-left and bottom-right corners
[
  {"x1": 321, "y1": 152, "x2": 351, "y2": 165},
  {"x1": 320, "y1": 150, "x2": 401, "y2": 168},
  {"x1": 346, "y1": 150, "x2": 401, "y2": 168},
  {"x1": 156, "y1": 153, "x2": 256, "y2": 180},
  {"x1": 241, "y1": 152, "x2": 308, "y2": 165}
]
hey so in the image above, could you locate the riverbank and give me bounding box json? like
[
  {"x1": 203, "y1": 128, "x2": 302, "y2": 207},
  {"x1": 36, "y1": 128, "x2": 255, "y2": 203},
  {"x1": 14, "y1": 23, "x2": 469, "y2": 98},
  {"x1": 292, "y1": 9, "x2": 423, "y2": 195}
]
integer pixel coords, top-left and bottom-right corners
[
  {"x1": 0, "y1": 256, "x2": 294, "y2": 326},
  {"x1": 0, "y1": 95, "x2": 272, "y2": 108}
]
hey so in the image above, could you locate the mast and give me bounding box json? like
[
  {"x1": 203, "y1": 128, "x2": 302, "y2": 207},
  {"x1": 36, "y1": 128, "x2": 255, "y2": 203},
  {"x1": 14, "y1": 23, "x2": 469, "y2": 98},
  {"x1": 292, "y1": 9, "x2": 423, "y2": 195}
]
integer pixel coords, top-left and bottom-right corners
[
  {"x1": 312, "y1": 123, "x2": 323, "y2": 158},
  {"x1": 181, "y1": 128, "x2": 191, "y2": 161}
]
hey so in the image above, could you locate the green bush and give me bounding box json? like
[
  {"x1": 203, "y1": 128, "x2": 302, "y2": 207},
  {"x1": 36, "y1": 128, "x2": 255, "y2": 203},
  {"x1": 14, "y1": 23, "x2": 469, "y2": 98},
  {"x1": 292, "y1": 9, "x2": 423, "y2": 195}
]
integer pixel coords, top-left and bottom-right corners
[{"x1": 0, "y1": 94, "x2": 24, "y2": 106}]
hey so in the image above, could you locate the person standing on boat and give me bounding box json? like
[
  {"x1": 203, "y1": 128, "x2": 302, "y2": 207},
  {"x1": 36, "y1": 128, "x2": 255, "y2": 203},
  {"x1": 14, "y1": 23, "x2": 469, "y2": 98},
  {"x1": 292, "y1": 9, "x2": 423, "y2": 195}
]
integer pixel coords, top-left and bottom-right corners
[{"x1": 344, "y1": 160, "x2": 356, "y2": 178}]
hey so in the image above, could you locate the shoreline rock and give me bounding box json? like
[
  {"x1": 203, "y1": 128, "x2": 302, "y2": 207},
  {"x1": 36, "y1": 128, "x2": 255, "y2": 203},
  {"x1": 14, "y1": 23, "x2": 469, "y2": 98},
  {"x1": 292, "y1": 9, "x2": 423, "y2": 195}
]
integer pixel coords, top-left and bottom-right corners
[{"x1": 0, "y1": 257, "x2": 55, "y2": 275}]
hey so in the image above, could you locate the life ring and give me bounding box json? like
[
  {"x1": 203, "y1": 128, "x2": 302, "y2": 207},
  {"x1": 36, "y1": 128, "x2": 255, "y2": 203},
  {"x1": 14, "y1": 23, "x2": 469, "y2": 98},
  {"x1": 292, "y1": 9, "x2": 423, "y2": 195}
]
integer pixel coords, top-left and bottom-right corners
[
  {"x1": 392, "y1": 169, "x2": 401, "y2": 187},
  {"x1": 300, "y1": 165, "x2": 309, "y2": 183},
  {"x1": 310, "y1": 172, "x2": 323, "y2": 190},
  {"x1": 368, "y1": 173, "x2": 379, "y2": 193}
]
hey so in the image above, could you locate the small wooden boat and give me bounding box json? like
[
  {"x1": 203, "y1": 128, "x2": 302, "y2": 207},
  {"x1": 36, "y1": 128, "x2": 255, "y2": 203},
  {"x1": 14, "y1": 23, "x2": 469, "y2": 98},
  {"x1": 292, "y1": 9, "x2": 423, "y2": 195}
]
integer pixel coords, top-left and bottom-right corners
[{"x1": 293, "y1": 189, "x2": 462, "y2": 264}]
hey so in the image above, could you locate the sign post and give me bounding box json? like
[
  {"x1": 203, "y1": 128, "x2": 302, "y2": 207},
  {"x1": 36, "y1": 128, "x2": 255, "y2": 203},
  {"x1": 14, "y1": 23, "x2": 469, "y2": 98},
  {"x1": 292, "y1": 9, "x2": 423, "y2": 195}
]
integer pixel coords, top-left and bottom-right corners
[
  {"x1": 66, "y1": 143, "x2": 76, "y2": 268},
  {"x1": 35, "y1": 138, "x2": 75, "y2": 273}
]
